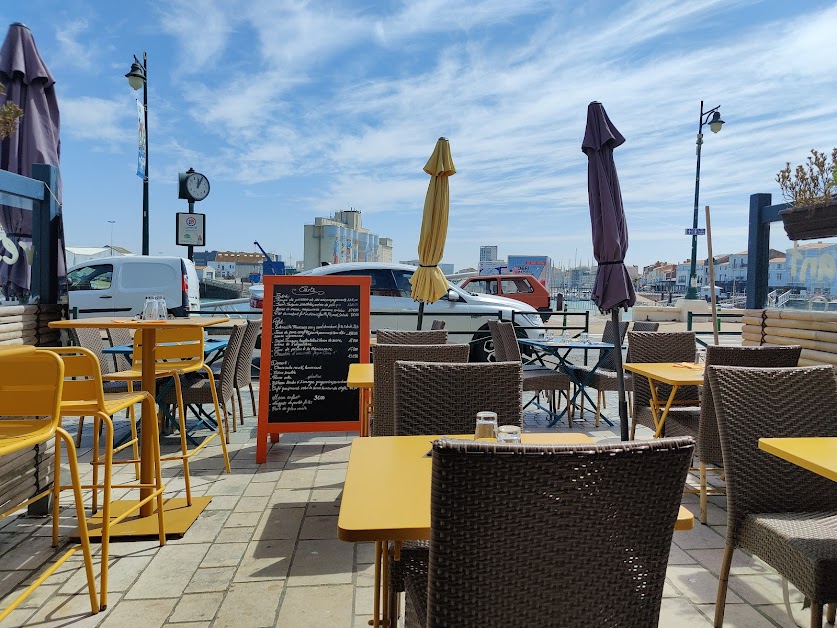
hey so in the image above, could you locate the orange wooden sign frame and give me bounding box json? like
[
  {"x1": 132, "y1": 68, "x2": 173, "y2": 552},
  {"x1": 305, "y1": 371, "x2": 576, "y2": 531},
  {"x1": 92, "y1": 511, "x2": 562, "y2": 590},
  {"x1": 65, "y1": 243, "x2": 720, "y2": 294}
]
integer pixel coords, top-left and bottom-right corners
[{"x1": 256, "y1": 275, "x2": 370, "y2": 462}]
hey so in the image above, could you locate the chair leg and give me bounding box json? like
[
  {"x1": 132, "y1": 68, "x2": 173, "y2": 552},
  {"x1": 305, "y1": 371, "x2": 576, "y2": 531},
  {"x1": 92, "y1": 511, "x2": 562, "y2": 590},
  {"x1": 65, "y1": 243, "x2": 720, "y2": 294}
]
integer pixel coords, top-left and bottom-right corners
[
  {"x1": 204, "y1": 368, "x2": 231, "y2": 473},
  {"x1": 236, "y1": 387, "x2": 245, "y2": 425},
  {"x1": 172, "y1": 375, "x2": 193, "y2": 506},
  {"x1": 248, "y1": 382, "x2": 256, "y2": 419},
  {"x1": 700, "y1": 462, "x2": 708, "y2": 525},
  {"x1": 812, "y1": 600, "x2": 823, "y2": 628},
  {"x1": 128, "y1": 403, "x2": 140, "y2": 480},
  {"x1": 143, "y1": 395, "x2": 167, "y2": 547},
  {"x1": 627, "y1": 391, "x2": 633, "y2": 417},
  {"x1": 595, "y1": 390, "x2": 602, "y2": 427},
  {"x1": 92, "y1": 416, "x2": 101, "y2": 514},
  {"x1": 52, "y1": 433, "x2": 61, "y2": 547},
  {"x1": 229, "y1": 394, "x2": 237, "y2": 434},
  {"x1": 75, "y1": 416, "x2": 85, "y2": 447},
  {"x1": 56, "y1": 427, "x2": 100, "y2": 616},
  {"x1": 97, "y1": 412, "x2": 114, "y2": 610},
  {"x1": 827, "y1": 603, "x2": 836, "y2": 624},
  {"x1": 714, "y1": 543, "x2": 734, "y2": 627}
]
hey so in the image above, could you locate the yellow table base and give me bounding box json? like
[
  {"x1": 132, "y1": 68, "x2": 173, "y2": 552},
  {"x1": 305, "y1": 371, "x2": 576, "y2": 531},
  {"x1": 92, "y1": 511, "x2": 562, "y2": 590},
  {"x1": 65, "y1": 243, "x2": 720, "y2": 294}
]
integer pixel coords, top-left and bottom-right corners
[{"x1": 72, "y1": 496, "x2": 211, "y2": 539}]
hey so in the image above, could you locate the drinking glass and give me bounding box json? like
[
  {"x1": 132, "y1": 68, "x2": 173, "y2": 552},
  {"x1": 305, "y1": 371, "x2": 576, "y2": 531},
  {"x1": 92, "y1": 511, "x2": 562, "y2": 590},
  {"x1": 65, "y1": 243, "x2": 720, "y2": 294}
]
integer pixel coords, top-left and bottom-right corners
[
  {"x1": 497, "y1": 425, "x2": 522, "y2": 443},
  {"x1": 142, "y1": 296, "x2": 155, "y2": 321},
  {"x1": 561, "y1": 330, "x2": 570, "y2": 343},
  {"x1": 156, "y1": 295, "x2": 168, "y2": 320},
  {"x1": 474, "y1": 411, "x2": 498, "y2": 442},
  {"x1": 695, "y1": 349, "x2": 706, "y2": 366},
  {"x1": 580, "y1": 332, "x2": 589, "y2": 344}
]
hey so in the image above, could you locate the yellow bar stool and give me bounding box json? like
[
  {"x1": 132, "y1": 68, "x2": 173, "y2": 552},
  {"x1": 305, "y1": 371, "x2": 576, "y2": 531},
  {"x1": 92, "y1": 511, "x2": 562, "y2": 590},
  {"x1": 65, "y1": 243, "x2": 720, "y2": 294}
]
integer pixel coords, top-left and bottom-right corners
[
  {"x1": 103, "y1": 327, "x2": 231, "y2": 505},
  {"x1": 51, "y1": 346, "x2": 167, "y2": 610},
  {"x1": 0, "y1": 347, "x2": 99, "y2": 621}
]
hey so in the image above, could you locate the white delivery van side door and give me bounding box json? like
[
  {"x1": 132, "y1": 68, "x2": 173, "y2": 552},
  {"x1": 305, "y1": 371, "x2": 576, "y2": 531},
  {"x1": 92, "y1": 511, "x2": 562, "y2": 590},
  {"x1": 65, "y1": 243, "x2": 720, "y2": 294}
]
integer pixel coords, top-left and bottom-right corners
[
  {"x1": 114, "y1": 259, "x2": 181, "y2": 317},
  {"x1": 66, "y1": 262, "x2": 119, "y2": 317}
]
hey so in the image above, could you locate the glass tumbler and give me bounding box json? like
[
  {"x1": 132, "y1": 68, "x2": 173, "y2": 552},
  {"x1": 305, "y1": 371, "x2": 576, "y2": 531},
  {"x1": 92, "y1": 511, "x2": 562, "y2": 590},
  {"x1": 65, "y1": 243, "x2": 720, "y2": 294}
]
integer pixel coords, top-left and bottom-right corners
[
  {"x1": 580, "y1": 332, "x2": 589, "y2": 344},
  {"x1": 561, "y1": 330, "x2": 570, "y2": 343},
  {"x1": 497, "y1": 425, "x2": 522, "y2": 443},
  {"x1": 142, "y1": 296, "x2": 155, "y2": 320},
  {"x1": 474, "y1": 411, "x2": 498, "y2": 442}
]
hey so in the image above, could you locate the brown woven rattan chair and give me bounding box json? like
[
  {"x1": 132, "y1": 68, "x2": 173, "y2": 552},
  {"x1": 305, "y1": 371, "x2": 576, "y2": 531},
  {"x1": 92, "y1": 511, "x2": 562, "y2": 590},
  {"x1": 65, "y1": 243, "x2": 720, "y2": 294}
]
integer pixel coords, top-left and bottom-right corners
[
  {"x1": 390, "y1": 359, "x2": 524, "y2": 623},
  {"x1": 159, "y1": 322, "x2": 246, "y2": 443},
  {"x1": 375, "y1": 329, "x2": 447, "y2": 345},
  {"x1": 571, "y1": 320, "x2": 628, "y2": 426},
  {"x1": 488, "y1": 320, "x2": 570, "y2": 422},
  {"x1": 233, "y1": 319, "x2": 260, "y2": 424},
  {"x1": 708, "y1": 365, "x2": 837, "y2": 628},
  {"x1": 403, "y1": 436, "x2": 694, "y2": 628},
  {"x1": 370, "y1": 343, "x2": 469, "y2": 437},
  {"x1": 628, "y1": 331, "x2": 700, "y2": 439},
  {"x1": 687, "y1": 345, "x2": 801, "y2": 524}
]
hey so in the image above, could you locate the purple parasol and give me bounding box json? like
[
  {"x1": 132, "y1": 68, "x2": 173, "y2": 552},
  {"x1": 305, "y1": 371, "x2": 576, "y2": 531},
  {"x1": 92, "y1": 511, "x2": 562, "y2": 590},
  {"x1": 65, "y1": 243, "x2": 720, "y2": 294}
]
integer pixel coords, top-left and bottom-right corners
[
  {"x1": 582, "y1": 101, "x2": 635, "y2": 440},
  {"x1": 0, "y1": 22, "x2": 64, "y2": 300}
]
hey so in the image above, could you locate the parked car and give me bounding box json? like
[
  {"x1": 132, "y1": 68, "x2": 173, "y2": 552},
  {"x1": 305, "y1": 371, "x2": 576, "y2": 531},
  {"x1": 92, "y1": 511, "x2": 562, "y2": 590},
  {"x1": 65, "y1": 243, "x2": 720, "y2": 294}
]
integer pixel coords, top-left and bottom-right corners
[
  {"x1": 458, "y1": 274, "x2": 553, "y2": 321},
  {"x1": 248, "y1": 262, "x2": 545, "y2": 361},
  {"x1": 67, "y1": 256, "x2": 200, "y2": 319}
]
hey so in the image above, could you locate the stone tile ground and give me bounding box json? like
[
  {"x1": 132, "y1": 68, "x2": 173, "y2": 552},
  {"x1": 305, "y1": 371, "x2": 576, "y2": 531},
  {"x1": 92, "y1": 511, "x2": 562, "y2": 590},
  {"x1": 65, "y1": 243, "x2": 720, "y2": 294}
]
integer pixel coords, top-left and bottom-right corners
[{"x1": 0, "y1": 378, "x2": 813, "y2": 627}]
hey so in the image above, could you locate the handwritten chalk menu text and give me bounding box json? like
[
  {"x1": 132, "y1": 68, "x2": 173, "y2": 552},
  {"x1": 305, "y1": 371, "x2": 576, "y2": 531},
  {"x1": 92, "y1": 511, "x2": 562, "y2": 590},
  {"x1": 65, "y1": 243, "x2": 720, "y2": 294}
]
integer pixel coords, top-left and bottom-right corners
[{"x1": 257, "y1": 275, "x2": 370, "y2": 462}]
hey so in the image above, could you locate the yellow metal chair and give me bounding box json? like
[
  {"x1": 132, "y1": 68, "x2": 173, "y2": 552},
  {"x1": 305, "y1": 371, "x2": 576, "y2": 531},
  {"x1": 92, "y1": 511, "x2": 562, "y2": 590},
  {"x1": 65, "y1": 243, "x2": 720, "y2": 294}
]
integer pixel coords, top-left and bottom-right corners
[
  {"x1": 51, "y1": 346, "x2": 166, "y2": 610},
  {"x1": 103, "y1": 327, "x2": 231, "y2": 505},
  {"x1": 0, "y1": 346, "x2": 99, "y2": 621}
]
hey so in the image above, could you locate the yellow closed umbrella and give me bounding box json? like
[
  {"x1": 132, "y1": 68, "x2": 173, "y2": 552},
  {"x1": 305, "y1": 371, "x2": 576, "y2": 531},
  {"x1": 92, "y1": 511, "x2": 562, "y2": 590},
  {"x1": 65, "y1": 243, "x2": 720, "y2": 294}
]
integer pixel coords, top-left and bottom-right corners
[{"x1": 410, "y1": 137, "x2": 456, "y2": 329}]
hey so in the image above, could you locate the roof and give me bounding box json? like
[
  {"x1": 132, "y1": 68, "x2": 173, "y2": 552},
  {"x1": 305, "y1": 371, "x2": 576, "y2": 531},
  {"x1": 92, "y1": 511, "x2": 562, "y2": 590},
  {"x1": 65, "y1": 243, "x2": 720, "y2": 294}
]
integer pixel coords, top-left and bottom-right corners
[
  {"x1": 769, "y1": 256, "x2": 787, "y2": 262},
  {"x1": 795, "y1": 241, "x2": 834, "y2": 250}
]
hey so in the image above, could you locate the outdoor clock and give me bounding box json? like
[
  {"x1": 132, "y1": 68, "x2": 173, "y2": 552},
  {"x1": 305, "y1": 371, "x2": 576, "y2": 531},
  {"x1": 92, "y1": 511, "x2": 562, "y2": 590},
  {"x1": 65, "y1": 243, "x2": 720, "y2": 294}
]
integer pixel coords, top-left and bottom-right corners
[{"x1": 178, "y1": 168, "x2": 210, "y2": 202}]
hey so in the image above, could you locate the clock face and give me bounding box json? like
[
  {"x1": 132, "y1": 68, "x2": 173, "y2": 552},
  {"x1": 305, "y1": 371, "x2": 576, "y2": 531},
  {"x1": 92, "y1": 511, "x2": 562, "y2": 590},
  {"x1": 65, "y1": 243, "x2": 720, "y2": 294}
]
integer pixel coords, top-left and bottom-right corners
[{"x1": 186, "y1": 173, "x2": 210, "y2": 201}]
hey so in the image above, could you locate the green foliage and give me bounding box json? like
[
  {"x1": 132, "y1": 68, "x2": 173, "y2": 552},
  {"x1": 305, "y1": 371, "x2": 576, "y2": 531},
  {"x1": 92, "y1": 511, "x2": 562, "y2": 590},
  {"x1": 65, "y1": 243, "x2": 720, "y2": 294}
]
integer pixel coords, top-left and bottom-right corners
[
  {"x1": 0, "y1": 82, "x2": 23, "y2": 140},
  {"x1": 776, "y1": 148, "x2": 837, "y2": 208}
]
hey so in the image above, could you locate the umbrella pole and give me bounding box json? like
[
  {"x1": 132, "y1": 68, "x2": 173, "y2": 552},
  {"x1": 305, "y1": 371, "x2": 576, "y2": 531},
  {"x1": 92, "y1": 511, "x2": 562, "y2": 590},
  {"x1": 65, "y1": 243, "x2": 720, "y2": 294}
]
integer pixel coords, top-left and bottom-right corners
[
  {"x1": 613, "y1": 309, "x2": 629, "y2": 441},
  {"x1": 416, "y1": 301, "x2": 425, "y2": 331}
]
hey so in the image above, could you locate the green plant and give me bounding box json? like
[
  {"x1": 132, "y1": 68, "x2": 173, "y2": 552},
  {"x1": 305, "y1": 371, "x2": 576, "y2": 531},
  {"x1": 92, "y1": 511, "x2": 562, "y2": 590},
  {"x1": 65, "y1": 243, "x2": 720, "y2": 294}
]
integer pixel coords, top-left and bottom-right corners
[
  {"x1": 0, "y1": 82, "x2": 23, "y2": 139},
  {"x1": 776, "y1": 148, "x2": 837, "y2": 208}
]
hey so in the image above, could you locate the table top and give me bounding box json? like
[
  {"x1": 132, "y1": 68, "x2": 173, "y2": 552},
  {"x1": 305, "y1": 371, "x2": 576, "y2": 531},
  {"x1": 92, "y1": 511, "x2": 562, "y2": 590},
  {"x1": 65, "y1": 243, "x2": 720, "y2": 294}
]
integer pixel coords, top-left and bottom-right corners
[
  {"x1": 520, "y1": 338, "x2": 616, "y2": 351},
  {"x1": 50, "y1": 316, "x2": 230, "y2": 330},
  {"x1": 759, "y1": 437, "x2": 837, "y2": 483},
  {"x1": 347, "y1": 363, "x2": 373, "y2": 389},
  {"x1": 622, "y1": 362, "x2": 704, "y2": 386},
  {"x1": 337, "y1": 434, "x2": 694, "y2": 541}
]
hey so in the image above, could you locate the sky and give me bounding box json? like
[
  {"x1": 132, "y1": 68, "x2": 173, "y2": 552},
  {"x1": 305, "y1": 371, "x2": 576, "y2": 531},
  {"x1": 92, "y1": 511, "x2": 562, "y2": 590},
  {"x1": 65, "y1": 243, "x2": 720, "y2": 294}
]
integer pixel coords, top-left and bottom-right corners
[{"x1": 2, "y1": 0, "x2": 836, "y2": 272}]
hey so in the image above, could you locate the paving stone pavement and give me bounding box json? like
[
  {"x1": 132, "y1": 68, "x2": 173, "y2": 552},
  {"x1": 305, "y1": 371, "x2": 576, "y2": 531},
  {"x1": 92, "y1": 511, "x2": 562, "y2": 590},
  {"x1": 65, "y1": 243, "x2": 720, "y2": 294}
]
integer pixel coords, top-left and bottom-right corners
[{"x1": 0, "y1": 380, "x2": 814, "y2": 627}]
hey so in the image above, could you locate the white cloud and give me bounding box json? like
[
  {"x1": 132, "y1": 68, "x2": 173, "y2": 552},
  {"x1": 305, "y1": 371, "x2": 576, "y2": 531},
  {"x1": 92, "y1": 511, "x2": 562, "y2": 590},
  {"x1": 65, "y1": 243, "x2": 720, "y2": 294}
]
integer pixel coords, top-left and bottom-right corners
[
  {"x1": 60, "y1": 96, "x2": 130, "y2": 144},
  {"x1": 53, "y1": 18, "x2": 96, "y2": 70}
]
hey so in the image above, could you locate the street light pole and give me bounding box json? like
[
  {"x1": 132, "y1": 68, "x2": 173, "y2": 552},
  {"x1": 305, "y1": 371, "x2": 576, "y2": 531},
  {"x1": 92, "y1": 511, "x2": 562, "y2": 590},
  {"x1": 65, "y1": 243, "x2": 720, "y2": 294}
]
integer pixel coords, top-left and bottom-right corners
[
  {"x1": 108, "y1": 220, "x2": 115, "y2": 255},
  {"x1": 685, "y1": 100, "x2": 724, "y2": 300},
  {"x1": 126, "y1": 53, "x2": 149, "y2": 255}
]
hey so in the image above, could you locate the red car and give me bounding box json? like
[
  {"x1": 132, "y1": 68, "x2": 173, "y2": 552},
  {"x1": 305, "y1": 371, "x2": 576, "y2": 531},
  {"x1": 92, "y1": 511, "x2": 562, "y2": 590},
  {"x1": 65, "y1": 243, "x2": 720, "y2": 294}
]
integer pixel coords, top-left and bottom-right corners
[{"x1": 458, "y1": 274, "x2": 553, "y2": 321}]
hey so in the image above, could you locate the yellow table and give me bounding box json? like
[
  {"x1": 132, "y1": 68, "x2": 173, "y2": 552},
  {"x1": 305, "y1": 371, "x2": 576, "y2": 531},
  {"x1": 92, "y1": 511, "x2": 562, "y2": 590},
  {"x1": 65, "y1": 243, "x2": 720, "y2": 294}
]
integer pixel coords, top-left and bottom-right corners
[
  {"x1": 623, "y1": 362, "x2": 703, "y2": 437},
  {"x1": 759, "y1": 437, "x2": 837, "y2": 482},
  {"x1": 347, "y1": 363, "x2": 374, "y2": 437},
  {"x1": 337, "y1": 433, "x2": 694, "y2": 626},
  {"x1": 49, "y1": 316, "x2": 229, "y2": 536}
]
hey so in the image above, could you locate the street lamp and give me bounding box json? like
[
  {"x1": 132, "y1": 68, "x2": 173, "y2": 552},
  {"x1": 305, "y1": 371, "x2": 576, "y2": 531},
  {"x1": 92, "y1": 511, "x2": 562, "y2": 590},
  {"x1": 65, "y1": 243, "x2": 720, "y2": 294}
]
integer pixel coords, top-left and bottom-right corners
[
  {"x1": 108, "y1": 220, "x2": 116, "y2": 255},
  {"x1": 685, "y1": 100, "x2": 724, "y2": 300},
  {"x1": 125, "y1": 53, "x2": 149, "y2": 256}
]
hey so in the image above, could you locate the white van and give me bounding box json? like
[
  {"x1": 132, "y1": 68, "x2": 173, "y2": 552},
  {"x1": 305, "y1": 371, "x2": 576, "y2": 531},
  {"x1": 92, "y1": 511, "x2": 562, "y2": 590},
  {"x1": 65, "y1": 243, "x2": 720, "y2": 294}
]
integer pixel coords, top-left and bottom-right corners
[{"x1": 67, "y1": 256, "x2": 200, "y2": 319}]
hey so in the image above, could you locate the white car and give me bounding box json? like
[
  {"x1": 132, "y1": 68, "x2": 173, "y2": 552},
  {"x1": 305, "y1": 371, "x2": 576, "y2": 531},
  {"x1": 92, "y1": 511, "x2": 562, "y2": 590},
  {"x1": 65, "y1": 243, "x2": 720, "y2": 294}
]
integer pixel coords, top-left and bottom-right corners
[{"x1": 248, "y1": 262, "x2": 545, "y2": 361}]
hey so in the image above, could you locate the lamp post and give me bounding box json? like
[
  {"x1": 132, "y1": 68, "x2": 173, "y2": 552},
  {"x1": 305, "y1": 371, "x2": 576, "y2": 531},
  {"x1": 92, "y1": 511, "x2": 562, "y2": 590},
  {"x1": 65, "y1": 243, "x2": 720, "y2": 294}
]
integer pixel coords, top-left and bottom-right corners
[
  {"x1": 108, "y1": 220, "x2": 115, "y2": 255},
  {"x1": 685, "y1": 100, "x2": 724, "y2": 300},
  {"x1": 125, "y1": 53, "x2": 149, "y2": 256}
]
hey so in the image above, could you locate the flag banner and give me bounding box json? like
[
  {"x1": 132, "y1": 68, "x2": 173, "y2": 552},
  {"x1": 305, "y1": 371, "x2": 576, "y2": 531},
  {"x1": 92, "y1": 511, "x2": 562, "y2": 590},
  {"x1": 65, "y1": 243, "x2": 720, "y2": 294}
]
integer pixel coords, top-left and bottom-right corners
[{"x1": 136, "y1": 99, "x2": 146, "y2": 178}]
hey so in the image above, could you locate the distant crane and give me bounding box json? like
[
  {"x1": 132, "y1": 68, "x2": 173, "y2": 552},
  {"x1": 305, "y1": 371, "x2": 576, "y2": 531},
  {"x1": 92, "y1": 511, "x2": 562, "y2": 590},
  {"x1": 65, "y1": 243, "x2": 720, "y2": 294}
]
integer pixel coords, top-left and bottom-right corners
[{"x1": 254, "y1": 241, "x2": 283, "y2": 275}]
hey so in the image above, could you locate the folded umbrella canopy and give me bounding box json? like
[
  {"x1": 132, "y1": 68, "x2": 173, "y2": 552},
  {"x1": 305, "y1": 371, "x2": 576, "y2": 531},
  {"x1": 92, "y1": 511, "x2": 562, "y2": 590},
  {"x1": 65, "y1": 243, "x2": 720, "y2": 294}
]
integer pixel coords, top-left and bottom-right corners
[
  {"x1": 410, "y1": 137, "x2": 456, "y2": 330},
  {"x1": 0, "y1": 22, "x2": 63, "y2": 301},
  {"x1": 582, "y1": 102, "x2": 636, "y2": 440}
]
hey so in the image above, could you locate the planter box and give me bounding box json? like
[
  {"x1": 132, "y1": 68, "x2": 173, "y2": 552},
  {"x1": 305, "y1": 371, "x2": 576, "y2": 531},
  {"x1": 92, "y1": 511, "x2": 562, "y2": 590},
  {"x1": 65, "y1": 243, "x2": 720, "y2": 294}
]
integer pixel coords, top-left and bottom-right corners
[{"x1": 780, "y1": 200, "x2": 837, "y2": 240}]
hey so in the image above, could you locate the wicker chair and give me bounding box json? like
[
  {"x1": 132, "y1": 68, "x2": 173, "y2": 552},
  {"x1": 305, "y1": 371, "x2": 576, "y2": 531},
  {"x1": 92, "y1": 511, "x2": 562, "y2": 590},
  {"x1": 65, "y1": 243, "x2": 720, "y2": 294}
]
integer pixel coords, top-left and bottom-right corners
[
  {"x1": 233, "y1": 319, "x2": 261, "y2": 423},
  {"x1": 159, "y1": 322, "x2": 246, "y2": 444},
  {"x1": 628, "y1": 331, "x2": 700, "y2": 439},
  {"x1": 630, "y1": 321, "x2": 659, "y2": 333},
  {"x1": 375, "y1": 329, "x2": 447, "y2": 345},
  {"x1": 707, "y1": 365, "x2": 837, "y2": 628},
  {"x1": 403, "y1": 436, "x2": 694, "y2": 627},
  {"x1": 371, "y1": 343, "x2": 469, "y2": 437},
  {"x1": 488, "y1": 320, "x2": 570, "y2": 422},
  {"x1": 106, "y1": 327, "x2": 134, "y2": 373},
  {"x1": 571, "y1": 320, "x2": 628, "y2": 426},
  {"x1": 390, "y1": 359, "x2": 524, "y2": 623},
  {"x1": 685, "y1": 345, "x2": 801, "y2": 524}
]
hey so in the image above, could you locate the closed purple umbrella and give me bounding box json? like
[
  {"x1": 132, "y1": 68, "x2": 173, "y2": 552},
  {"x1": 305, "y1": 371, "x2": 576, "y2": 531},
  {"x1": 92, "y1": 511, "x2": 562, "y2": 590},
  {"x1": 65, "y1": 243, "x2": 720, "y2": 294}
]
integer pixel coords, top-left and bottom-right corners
[
  {"x1": 0, "y1": 22, "x2": 64, "y2": 301},
  {"x1": 582, "y1": 101, "x2": 635, "y2": 440}
]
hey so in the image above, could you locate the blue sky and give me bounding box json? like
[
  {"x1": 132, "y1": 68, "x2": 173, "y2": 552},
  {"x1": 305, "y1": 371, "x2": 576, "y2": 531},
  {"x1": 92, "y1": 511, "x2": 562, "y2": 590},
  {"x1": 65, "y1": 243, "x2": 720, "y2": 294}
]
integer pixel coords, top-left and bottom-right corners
[{"x1": 2, "y1": 0, "x2": 836, "y2": 271}]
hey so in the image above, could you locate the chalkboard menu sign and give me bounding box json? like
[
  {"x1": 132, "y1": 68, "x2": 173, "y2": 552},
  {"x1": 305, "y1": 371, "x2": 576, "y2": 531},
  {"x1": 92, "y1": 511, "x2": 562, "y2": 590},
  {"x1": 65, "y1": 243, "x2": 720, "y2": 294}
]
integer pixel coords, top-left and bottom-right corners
[{"x1": 256, "y1": 275, "x2": 370, "y2": 462}]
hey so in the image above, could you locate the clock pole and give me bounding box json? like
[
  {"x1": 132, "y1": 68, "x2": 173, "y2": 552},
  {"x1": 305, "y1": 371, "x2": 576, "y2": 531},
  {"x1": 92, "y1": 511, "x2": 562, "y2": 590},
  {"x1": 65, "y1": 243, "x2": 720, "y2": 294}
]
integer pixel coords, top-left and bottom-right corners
[{"x1": 187, "y1": 199, "x2": 195, "y2": 262}]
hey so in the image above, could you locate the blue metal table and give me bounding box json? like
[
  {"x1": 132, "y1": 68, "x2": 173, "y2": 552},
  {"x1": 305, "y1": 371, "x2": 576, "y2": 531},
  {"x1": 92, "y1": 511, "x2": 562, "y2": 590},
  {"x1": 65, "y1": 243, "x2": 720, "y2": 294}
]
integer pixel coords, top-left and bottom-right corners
[
  {"x1": 104, "y1": 337, "x2": 229, "y2": 364},
  {"x1": 518, "y1": 338, "x2": 620, "y2": 427}
]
